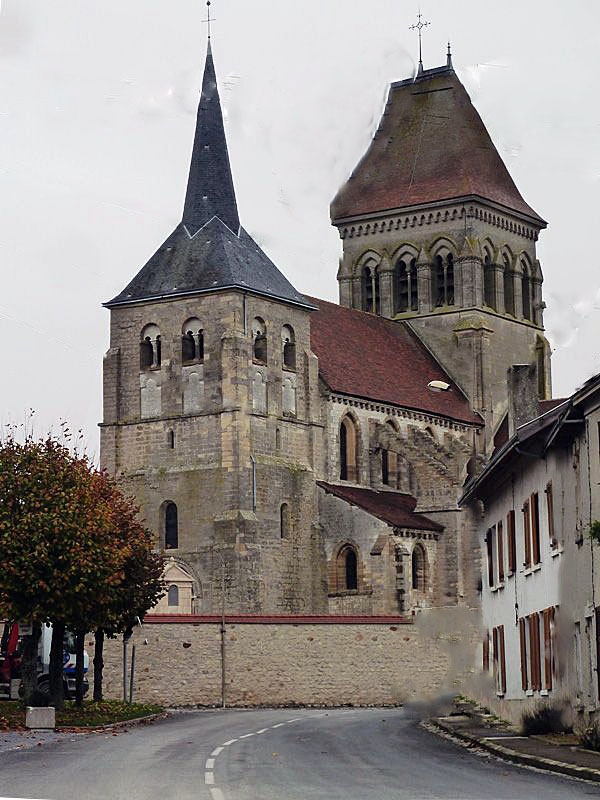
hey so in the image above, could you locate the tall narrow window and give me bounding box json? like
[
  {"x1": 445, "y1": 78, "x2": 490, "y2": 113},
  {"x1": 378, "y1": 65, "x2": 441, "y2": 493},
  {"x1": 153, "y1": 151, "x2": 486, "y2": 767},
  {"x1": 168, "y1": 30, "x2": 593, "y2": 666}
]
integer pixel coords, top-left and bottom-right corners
[
  {"x1": 361, "y1": 263, "x2": 380, "y2": 314},
  {"x1": 483, "y1": 253, "x2": 496, "y2": 310},
  {"x1": 543, "y1": 607, "x2": 555, "y2": 690},
  {"x1": 497, "y1": 520, "x2": 504, "y2": 582},
  {"x1": 182, "y1": 317, "x2": 204, "y2": 364},
  {"x1": 483, "y1": 631, "x2": 490, "y2": 672},
  {"x1": 140, "y1": 324, "x2": 161, "y2": 370},
  {"x1": 529, "y1": 613, "x2": 541, "y2": 691},
  {"x1": 281, "y1": 325, "x2": 296, "y2": 370},
  {"x1": 252, "y1": 317, "x2": 267, "y2": 364},
  {"x1": 167, "y1": 585, "x2": 179, "y2": 607},
  {"x1": 507, "y1": 510, "x2": 516, "y2": 573},
  {"x1": 165, "y1": 502, "x2": 178, "y2": 550},
  {"x1": 493, "y1": 625, "x2": 507, "y2": 694},
  {"x1": 339, "y1": 416, "x2": 358, "y2": 482},
  {"x1": 522, "y1": 261, "x2": 532, "y2": 320},
  {"x1": 531, "y1": 492, "x2": 541, "y2": 565},
  {"x1": 432, "y1": 253, "x2": 455, "y2": 307},
  {"x1": 345, "y1": 547, "x2": 358, "y2": 590},
  {"x1": 395, "y1": 258, "x2": 418, "y2": 313},
  {"x1": 280, "y1": 503, "x2": 290, "y2": 539},
  {"x1": 382, "y1": 448, "x2": 389, "y2": 485},
  {"x1": 336, "y1": 545, "x2": 359, "y2": 591},
  {"x1": 412, "y1": 544, "x2": 426, "y2": 591},
  {"x1": 486, "y1": 528, "x2": 494, "y2": 587},
  {"x1": 523, "y1": 500, "x2": 531, "y2": 568},
  {"x1": 503, "y1": 254, "x2": 514, "y2": 315},
  {"x1": 546, "y1": 482, "x2": 557, "y2": 549},
  {"x1": 519, "y1": 618, "x2": 528, "y2": 690}
]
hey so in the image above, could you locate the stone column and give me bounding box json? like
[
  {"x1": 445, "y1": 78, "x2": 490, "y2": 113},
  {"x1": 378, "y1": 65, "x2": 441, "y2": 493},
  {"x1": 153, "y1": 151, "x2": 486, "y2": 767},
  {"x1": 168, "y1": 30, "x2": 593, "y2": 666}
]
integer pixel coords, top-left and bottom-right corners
[
  {"x1": 378, "y1": 251, "x2": 394, "y2": 318},
  {"x1": 494, "y1": 265, "x2": 505, "y2": 314},
  {"x1": 416, "y1": 248, "x2": 431, "y2": 312}
]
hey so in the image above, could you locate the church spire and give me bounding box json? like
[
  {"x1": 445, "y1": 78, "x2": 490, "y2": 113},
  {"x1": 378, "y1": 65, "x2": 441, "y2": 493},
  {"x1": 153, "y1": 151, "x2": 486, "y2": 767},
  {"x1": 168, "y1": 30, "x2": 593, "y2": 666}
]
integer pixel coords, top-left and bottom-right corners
[{"x1": 182, "y1": 41, "x2": 240, "y2": 236}]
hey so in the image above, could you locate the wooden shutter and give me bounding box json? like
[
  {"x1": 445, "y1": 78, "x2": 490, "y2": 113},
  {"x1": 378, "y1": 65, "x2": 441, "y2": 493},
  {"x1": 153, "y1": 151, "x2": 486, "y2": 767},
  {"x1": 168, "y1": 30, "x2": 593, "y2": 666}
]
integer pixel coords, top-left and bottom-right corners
[
  {"x1": 486, "y1": 529, "x2": 494, "y2": 587},
  {"x1": 483, "y1": 632, "x2": 490, "y2": 672},
  {"x1": 497, "y1": 521, "x2": 504, "y2": 582},
  {"x1": 523, "y1": 500, "x2": 531, "y2": 568},
  {"x1": 543, "y1": 608, "x2": 553, "y2": 690},
  {"x1": 499, "y1": 625, "x2": 507, "y2": 693},
  {"x1": 595, "y1": 607, "x2": 600, "y2": 699},
  {"x1": 546, "y1": 483, "x2": 557, "y2": 549},
  {"x1": 507, "y1": 510, "x2": 516, "y2": 573},
  {"x1": 492, "y1": 626, "x2": 499, "y2": 688},
  {"x1": 531, "y1": 493, "x2": 541, "y2": 565},
  {"x1": 519, "y1": 618, "x2": 528, "y2": 690},
  {"x1": 529, "y1": 613, "x2": 541, "y2": 691}
]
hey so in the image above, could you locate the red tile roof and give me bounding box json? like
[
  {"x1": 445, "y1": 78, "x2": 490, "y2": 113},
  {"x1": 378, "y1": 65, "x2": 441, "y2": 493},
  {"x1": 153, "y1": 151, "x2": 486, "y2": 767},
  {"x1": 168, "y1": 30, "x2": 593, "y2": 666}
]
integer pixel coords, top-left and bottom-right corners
[
  {"x1": 331, "y1": 68, "x2": 545, "y2": 226},
  {"x1": 317, "y1": 482, "x2": 443, "y2": 533},
  {"x1": 307, "y1": 296, "x2": 482, "y2": 426}
]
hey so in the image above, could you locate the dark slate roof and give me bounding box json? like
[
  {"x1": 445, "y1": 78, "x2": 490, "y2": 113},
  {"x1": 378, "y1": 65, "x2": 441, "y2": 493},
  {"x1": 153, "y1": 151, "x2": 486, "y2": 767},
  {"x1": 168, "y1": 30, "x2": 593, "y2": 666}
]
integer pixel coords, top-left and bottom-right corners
[
  {"x1": 105, "y1": 43, "x2": 311, "y2": 311},
  {"x1": 317, "y1": 482, "x2": 443, "y2": 532},
  {"x1": 307, "y1": 296, "x2": 482, "y2": 426},
  {"x1": 331, "y1": 63, "x2": 545, "y2": 226}
]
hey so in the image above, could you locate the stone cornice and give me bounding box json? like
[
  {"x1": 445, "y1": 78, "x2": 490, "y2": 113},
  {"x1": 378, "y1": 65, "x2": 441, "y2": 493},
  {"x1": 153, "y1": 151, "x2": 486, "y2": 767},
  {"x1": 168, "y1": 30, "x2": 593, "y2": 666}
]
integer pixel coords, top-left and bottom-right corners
[
  {"x1": 336, "y1": 200, "x2": 539, "y2": 243},
  {"x1": 330, "y1": 393, "x2": 476, "y2": 433}
]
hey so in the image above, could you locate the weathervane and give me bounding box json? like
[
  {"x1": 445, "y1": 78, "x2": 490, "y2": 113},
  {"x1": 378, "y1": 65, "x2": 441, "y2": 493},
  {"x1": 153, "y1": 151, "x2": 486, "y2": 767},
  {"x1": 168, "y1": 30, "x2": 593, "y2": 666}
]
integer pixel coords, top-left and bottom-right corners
[
  {"x1": 409, "y1": 10, "x2": 430, "y2": 74},
  {"x1": 203, "y1": 0, "x2": 215, "y2": 40}
]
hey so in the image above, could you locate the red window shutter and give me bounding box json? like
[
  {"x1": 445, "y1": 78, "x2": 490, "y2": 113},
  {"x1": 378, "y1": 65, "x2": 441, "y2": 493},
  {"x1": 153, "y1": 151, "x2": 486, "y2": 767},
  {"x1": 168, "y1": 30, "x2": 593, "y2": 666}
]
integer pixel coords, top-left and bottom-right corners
[
  {"x1": 543, "y1": 608, "x2": 553, "y2": 690},
  {"x1": 529, "y1": 613, "x2": 541, "y2": 691},
  {"x1": 546, "y1": 483, "x2": 557, "y2": 549},
  {"x1": 486, "y1": 529, "x2": 494, "y2": 587},
  {"x1": 523, "y1": 501, "x2": 531, "y2": 568},
  {"x1": 483, "y1": 632, "x2": 490, "y2": 672},
  {"x1": 507, "y1": 510, "x2": 516, "y2": 573},
  {"x1": 499, "y1": 625, "x2": 507, "y2": 693},
  {"x1": 519, "y1": 618, "x2": 528, "y2": 690},
  {"x1": 531, "y1": 493, "x2": 541, "y2": 565},
  {"x1": 497, "y1": 521, "x2": 504, "y2": 582}
]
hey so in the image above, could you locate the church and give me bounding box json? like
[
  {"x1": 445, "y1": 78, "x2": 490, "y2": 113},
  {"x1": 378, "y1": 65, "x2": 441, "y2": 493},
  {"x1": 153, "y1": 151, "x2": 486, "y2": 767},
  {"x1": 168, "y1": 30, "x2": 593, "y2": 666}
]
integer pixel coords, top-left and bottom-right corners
[{"x1": 100, "y1": 39, "x2": 551, "y2": 619}]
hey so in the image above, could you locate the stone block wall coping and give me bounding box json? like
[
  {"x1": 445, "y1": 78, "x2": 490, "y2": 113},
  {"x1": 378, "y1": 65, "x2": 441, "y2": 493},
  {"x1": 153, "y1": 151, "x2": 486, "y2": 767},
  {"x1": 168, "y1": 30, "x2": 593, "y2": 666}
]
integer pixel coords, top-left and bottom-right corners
[{"x1": 144, "y1": 614, "x2": 413, "y2": 625}]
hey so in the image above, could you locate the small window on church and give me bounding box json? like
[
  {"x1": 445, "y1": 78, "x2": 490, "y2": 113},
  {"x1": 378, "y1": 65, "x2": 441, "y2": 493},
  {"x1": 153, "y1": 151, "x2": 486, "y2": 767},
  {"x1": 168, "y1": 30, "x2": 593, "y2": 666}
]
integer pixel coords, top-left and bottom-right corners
[
  {"x1": 280, "y1": 503, "x2": 290, "y2": 539},
  {"x1": 168, "y1": 430, "x2": 175, "y2": 449},
  {"x1": 521, "y1": 260, "x2": 532, "y2": 321},
  {"x1": 282, "y1": 325, "x2": 296, "y2": 370},
  {"x1": 340, "y1": 416, "x2": 358, "y2": 482},
  {"x1": 412, "y1": 544, "x2": 427, "y2": 591},
  {"x1": 483, "y1": 253, "x2": 496, "y2": 310},
  {"x1": 432, "y1": 253, "x2": 454, "y2": 307},
  {"x1": 337, "y1": 545, "x2": 358, "y2": 591},
  {"x1": 395, "y1": 258, "x2": 418, "y2": 313},
  {"x1": 140, "y1": 324, "x2": 161, "y2": 370},
  {"x1": 165, "y1": 502, "x2": 178, "y2": 550},
  {"x1": 182, "y1": 318, "x2": 204, "y2": 364},
  {"x1": 168, "y1": 585, "x2": 179, "y2": 607},
  {"x1": 503, "y1": 254, "x2": 515, "y2": 316},
  {"x1": 361, "y1": 261, "x2": 380, "y2": 314},
  {"x1": 252, "y1": 317, "x2": 267, "y2": 364}
]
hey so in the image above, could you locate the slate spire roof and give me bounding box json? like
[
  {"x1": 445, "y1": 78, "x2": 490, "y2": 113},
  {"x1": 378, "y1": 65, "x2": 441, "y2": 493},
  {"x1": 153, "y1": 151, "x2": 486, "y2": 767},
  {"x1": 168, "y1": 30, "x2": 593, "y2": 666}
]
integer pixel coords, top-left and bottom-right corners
[
  {"x1": 105, "y1": 44, "x2": 312, "y2": 310},
  {"x1": 331, "y1": 58, "x2": 545, "y2": 227}
]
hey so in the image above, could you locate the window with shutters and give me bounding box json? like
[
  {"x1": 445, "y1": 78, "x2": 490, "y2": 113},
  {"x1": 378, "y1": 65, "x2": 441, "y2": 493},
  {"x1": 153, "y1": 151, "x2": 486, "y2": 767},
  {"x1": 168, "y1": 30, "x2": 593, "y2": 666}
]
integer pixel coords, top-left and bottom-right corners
[
  {"x1": 507, "y1": 510, "x2": 516, "y2": 574},
  {"x1": 528, "y1": 612, "x2": 542, "y2": 691},
  {"x1": 492, "y1": 625, "x2": 506, "y2": 695},
  {"x1": 545, "y1": 482, "x2": 558, "y2": 550},
  {"x1": 543, "y1": 607, "x2": 556, "y2": 691},
  {"x1": 531, "y1": 492, "x2": 541, "y2": 565},
  {"x1": 497, "y1": 520, "x2": 504, "y2": 583},
  {"x1": 522, "y1": 499, "x2": 532, "y2": 568},
  {"x1": 485, "y1": 528, "x2": 494, "y2": 588},
  {"x1": 519, "y1": 618, "x2": 528, "y2": 690}
]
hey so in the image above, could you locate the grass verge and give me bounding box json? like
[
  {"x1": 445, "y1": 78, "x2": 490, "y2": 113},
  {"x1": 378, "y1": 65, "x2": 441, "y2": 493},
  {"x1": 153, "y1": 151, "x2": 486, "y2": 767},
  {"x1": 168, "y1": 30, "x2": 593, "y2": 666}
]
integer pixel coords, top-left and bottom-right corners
[{"x1": 0, "y1": 699, "x2": 164, "y2": 731}]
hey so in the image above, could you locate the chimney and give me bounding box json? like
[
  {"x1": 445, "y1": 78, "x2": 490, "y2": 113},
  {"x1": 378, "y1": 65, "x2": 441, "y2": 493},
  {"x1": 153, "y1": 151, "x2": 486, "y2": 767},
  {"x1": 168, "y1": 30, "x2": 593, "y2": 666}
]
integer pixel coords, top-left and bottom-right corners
[{"x1": 507, "y1": 364, "x2": 539, "y2": 437}]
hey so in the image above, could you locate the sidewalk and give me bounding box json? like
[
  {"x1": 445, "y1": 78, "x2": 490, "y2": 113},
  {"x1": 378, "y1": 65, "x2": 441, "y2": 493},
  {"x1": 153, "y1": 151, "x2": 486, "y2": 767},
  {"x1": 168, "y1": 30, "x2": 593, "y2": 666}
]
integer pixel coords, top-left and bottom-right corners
[{"x1": 431, "y1": 703, "x2": 600, "y2": 784}]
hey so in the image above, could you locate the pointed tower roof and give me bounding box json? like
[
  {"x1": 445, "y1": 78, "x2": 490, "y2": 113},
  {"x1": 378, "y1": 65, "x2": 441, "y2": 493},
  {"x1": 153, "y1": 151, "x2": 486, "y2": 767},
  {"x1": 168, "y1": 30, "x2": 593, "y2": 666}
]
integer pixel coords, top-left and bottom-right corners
[
  {"x1": 331, "y1": 60, "x2": 545, "y2": 227},
  {"x1": 106, "y1": 44, "x2": 313, "y2": 310}
]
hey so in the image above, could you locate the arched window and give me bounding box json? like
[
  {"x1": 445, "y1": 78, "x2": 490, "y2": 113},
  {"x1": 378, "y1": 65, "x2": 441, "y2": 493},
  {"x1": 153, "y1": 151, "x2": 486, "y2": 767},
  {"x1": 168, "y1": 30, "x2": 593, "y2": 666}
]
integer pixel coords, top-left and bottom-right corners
[
  {"x1": 280, "y1": 503, "x2": 290, "y2": 539},
  {"x1": 281, "y1": 325, "x2": 296, "y2": 370},
  {"x1": 340, "y1": 416, "x2": 358, "y2": 482},
  {"x1": 361, "y1": 261, "x2": 380, "y2": 314},
  {"x1": 140, "y1": 324, "x2": 161, "y2": 370},
  {"x1": 521, "y1": 260, "x2": 532, "y2": 321},
  {"x1": 182, "y1": 317, "x2": 204, "y2": 364},
  {"x1": 336, "y1": 544, "x2": 359, "y2": 591},
  {"x1": 432, "y1": 253, "x2": 455, "y2": 307},
  {"x1": 345, "y1": 548, "x2": 358, "y2": 590},
  {"x1": 483, "y1": 253, "x2": 496, "y2": 310},
  {"x1": 167, "y1": 585, "x2": 179, "y2": 606},
  {"x1": 412, "y1": 544, "x2": 426, "y2": 591},
  {"x1": 395, "y1": 258, "x2": 418, "y2": 313},
  {"x1": 503, "y1": 254, "x2": 515, "y2": 315},
  {"x1": 252, "y1": 317, "x2": 267, "y2": 364},
  {"x1": 168, "y1": 430, "x2": 175, "y2": 449},
  {"x1": 165, "y1": 502, "x2": 178, "y2": 550}
]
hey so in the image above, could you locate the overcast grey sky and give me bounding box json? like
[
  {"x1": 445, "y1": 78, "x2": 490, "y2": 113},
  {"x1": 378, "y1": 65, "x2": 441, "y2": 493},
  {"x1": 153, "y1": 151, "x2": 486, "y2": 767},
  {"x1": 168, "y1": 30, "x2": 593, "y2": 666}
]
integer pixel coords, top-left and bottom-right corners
[{"x1": 1, "y1": 0, "x2": 598, "y2": 454}]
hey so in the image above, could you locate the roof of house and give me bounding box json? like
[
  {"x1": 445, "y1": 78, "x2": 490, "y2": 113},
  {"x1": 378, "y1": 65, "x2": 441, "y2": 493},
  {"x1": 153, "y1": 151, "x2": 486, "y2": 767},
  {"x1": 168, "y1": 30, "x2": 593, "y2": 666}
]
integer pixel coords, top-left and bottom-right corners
[
  {"x1": 330, "y1": 63, "x2": 545, "y2": 226},
  {"x1": 307, "y1": 296, "x2": 482, "y2": 426},
  {"x1": 105, "y1": 43, "x2": 312, "y2": 311},
  {"x1": 317, "y1": 482, "x2": 443, "y2": 532}
]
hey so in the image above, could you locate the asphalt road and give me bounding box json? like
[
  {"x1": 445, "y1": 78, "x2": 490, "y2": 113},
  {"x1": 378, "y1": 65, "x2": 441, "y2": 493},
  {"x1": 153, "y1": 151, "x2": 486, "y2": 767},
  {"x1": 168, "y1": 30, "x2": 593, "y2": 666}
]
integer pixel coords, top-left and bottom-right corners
[{"x1": 0, "y1": 707, "x2": 599, "y2": 800}]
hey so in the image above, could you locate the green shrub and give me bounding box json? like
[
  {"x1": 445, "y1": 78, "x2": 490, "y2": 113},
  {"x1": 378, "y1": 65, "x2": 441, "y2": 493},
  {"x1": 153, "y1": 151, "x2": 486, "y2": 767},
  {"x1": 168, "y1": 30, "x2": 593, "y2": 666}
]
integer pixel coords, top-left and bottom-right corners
[
  {"x1": 579, "y1": 721, "x2": 600, "y2": 751},
  {"x1": 521, "y1": 703, "x2": 568, "y2": 735}
]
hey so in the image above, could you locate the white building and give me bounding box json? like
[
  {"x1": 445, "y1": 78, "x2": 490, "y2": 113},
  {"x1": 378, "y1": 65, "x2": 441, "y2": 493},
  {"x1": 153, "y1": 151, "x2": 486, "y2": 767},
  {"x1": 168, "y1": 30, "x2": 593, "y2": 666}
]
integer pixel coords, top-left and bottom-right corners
[{"x1": 461, "y1": 372, "x2": 600, "y2": 726}]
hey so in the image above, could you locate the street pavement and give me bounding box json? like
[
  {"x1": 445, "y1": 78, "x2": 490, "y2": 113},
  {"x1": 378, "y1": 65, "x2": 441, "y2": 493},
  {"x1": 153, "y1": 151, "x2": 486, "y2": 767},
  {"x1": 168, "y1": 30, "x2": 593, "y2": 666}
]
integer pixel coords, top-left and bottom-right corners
[{"x1": 0, "y1": 707, "x2": 599, "y2": 799}]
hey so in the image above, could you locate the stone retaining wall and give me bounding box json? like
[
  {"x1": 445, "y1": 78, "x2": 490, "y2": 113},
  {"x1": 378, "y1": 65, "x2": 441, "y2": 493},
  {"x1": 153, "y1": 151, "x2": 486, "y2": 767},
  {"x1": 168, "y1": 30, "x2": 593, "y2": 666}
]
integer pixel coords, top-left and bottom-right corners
[{"x1": 90, "y1": 610, "x2": 477, "y2": 707}]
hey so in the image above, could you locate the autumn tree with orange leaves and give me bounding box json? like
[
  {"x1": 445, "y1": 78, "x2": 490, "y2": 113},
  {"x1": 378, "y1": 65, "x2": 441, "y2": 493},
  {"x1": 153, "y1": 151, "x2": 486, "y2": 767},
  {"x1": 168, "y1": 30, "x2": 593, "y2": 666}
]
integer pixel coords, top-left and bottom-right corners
[{"x1": 0, "y1": 430, "x2": 164, "y2": 708}]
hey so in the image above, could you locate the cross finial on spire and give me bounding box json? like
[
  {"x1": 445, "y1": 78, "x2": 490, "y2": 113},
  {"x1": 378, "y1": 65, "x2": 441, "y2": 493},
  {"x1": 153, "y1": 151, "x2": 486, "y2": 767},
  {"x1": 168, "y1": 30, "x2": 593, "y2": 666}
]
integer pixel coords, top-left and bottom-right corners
[
  {"x1": 204, "y1": 0, "x2": 214, "y2": 40},
  {"x1": 447, "y1": 41, "x2": 453, "y2": 68},
  {"x1": 409, "y1": 10, "x2": 430, "y2": 74}
]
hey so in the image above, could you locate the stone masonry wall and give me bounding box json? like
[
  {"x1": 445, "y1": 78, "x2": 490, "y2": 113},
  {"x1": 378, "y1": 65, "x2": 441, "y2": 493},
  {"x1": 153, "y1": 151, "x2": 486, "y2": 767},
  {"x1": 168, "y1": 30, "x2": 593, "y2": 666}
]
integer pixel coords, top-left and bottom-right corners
[{"x1": 90, "y1": 612, "x2": 478, "y2": 707}]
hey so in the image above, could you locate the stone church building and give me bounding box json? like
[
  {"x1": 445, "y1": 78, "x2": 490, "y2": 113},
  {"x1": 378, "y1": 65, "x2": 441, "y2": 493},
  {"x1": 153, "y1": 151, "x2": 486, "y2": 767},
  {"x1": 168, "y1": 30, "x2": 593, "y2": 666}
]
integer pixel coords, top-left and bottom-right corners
[{"x1": 100, "y1": 43, "x2": 551, "y2": 618}]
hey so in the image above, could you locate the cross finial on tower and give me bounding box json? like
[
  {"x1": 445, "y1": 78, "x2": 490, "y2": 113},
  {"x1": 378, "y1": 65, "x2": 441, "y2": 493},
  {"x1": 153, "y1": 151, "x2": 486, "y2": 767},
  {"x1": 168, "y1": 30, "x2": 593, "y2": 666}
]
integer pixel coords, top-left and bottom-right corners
[
  {"x1": 409, "y1": 10, "x2": 430, "y2": 74},
  {"x1": 204, "y1": 0, "x2": 214, "y2": 40},
  {"x1": 447, "y1": 41, "x2": 453, "y2": 68}
]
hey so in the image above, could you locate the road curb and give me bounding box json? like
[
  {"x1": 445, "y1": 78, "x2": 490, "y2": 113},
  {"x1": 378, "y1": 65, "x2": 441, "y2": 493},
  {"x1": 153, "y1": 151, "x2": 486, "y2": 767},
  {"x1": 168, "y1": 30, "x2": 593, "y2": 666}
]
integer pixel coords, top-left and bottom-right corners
[
  {"x1": 57, "y1": 711, "x2": 170, "y2": 733},
  {"x1": 430, "y1": 718, "x2": 600, "y2": 784}
]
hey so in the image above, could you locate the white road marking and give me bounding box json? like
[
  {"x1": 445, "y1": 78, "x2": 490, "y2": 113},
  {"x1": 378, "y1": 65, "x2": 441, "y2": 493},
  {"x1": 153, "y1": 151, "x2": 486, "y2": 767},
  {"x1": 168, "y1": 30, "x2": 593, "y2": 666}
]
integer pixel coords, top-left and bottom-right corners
[
  {"x1": 222, "y1": 738, "x2": 237, "y2": 746},
  {"x1": 211, "y1": 746, "x2": 224, "y2": 756},
  {"x1": 239, "y1": 733, "x2": 255, "y2": 739},
  {"x1": 286, "y1": 717, "x2": 302, "y2": 723},
  {"x1": 205, "y1": 772, "x2": 215, "y2": 785},
  {"x1": 205, "y1": 758, "x2": 215, "y2": 770},
  {"x1": 271, "y1": 722, "x2": 285, "y2": 728},
  {"x1": 256, "y1": 728, "x2": 268, "y2": 734},
  {"x1": 209, "y1": 789, "x2": 225, "y2": 800}
]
